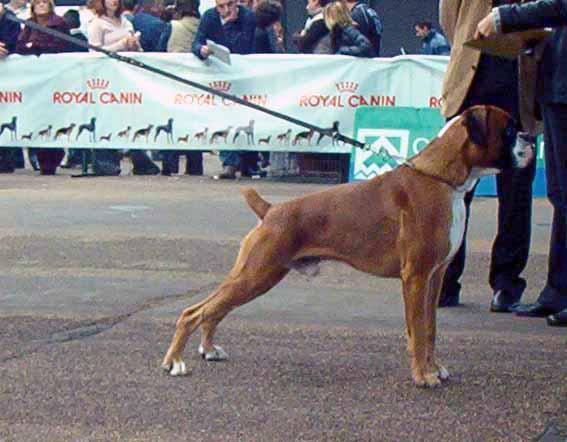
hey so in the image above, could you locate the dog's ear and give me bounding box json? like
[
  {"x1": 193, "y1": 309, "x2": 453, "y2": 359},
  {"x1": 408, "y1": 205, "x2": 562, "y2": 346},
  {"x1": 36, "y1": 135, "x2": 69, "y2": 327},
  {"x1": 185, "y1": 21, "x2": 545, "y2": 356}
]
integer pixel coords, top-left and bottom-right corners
[{"x1": 464, "y1": 107, "x2": 489, "y2": 148}]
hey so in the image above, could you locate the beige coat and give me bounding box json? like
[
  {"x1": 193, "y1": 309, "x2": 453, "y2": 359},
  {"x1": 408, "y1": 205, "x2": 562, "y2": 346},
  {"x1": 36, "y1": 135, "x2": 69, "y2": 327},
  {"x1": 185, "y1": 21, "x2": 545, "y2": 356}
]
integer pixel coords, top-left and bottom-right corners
[
  {"x1": 167, "y1": 16, "x2": 199, "y2": 53},
  {"x1": 439, "y1": 0, "x2": 541, "y2": 133}
]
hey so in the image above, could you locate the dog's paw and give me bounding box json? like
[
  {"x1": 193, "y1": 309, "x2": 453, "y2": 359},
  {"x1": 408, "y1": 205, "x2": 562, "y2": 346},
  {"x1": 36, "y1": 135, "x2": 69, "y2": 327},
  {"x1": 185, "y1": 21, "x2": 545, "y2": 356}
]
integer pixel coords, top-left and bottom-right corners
[
  {"x1": 161, "y1": 359, "x2": 189, "y2": 376},
  {"x1": 413, "y1": 370, "x2": 442, "y2": 388},
  {"x1": 437, "y1": 365, "x2": 450, "y2": 381},
  {"x1": 198, "y1": 344, "x2": 228, "y2": 361}
]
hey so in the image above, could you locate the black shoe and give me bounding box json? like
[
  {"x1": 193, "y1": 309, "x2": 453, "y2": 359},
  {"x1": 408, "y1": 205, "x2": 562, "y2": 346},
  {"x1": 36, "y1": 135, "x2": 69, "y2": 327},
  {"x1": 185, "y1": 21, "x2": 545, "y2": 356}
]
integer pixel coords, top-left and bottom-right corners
[
  {"x1": 490, "y1": 289, "x2": 522, "y2": 313},
  {"x1": 547, "y1": 309, "x2": 567, "y2": 327},
  {"x1": 438, "y1": 296, "x2": 460, "y2": 308},
  {"x1": 515, "y1": 302, "x2": 561, "y2": 318}
]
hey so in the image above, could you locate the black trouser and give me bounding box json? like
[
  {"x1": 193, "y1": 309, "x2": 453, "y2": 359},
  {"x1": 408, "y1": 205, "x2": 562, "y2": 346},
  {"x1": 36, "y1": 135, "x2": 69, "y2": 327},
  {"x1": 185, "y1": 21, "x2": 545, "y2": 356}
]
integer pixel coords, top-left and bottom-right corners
[
  {"x1": 440, "y1": 91, "x2": 535, "y2": 302},
  {"x1": 536, "y1": 102, "x2": 567, "y2": 309}
]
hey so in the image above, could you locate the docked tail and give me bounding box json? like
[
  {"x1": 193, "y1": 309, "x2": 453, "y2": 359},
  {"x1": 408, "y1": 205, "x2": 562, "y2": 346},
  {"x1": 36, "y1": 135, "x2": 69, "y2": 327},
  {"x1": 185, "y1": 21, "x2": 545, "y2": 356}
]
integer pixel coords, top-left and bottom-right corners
[{"x1": 241, "y1": 187, "x2": 271, "y2": 219}]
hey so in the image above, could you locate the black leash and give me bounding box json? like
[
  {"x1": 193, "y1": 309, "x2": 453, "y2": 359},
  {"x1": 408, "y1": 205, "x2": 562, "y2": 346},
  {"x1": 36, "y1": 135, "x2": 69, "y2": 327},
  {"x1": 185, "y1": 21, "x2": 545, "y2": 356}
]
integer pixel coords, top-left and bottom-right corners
[{"x1": 5, "y1": 13, "x2": 369, "y2": 149}]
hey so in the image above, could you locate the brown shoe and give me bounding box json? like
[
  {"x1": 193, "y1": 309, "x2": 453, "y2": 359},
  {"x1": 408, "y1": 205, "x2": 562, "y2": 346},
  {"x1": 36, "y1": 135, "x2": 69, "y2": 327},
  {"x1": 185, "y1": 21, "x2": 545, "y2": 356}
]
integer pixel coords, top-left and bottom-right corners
[{"x1": 216, "y1": 165, "x2": 236, "y2": 179}]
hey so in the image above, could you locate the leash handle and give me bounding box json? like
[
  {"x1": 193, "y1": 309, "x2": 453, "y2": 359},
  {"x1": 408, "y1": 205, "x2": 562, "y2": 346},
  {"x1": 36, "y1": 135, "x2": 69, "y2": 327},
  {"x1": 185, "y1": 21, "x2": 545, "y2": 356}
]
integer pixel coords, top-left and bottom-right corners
[{"x1": 4, "y1": 13, "x2": 368, "y2": 150}]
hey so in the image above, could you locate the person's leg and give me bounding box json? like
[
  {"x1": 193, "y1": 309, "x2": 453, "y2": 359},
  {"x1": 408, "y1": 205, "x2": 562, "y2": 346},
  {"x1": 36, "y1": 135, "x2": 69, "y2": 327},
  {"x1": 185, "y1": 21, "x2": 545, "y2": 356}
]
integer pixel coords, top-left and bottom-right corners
[
  {"x1": 130, "y1": 150, "x2": 160, "y2": 175},
  {"x1": 217, "y1": 151, "x2": 240, "y2": 179},
  {"x1": 185, "y1": 151, "x2": 203, "y2": 175},
  {"x1": 438, "y1": 185, "x2": 476, "y2": 307},
  {"x1": 516, "y1": 103, "x2": 567, "y2": 317},
  {"x1": 488, "y1": 153, "x2": 535, "y2": 311}
]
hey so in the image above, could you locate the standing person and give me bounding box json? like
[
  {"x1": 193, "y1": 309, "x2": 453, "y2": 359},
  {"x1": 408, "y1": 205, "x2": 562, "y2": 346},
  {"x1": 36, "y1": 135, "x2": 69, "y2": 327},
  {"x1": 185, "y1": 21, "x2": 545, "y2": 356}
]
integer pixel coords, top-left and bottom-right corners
[
  {"x1": 89, "y1": 0, "x2": 160, "y2": 175},
  {"x1": 293, "y1": 0, "x2": 331, "y2": 54},
  {"x1": 158, "y1": 0, "x2": 204, "y2": 176},
  {"x1": 254, "y1": 0, "x2": 281, "y2": 53},
  {"x1": 0, "y1": 3, "x2": 22, "y2": 174},
  {"x1": 0, "y1": 4, "x2": 20, "y2": 56},
  {"x1": 437, "y1": 0, "x2": 536, "y2": 312},
  {"x1": 192, "y1": 0, "x2": 256, "y2": 179},
  {"x1": 477, "y1": 0, "x2": 567, "y2": 326},
  {"x1": 323, "y1": 0, "x2": 372, "y2": 57},
  {"x1": 415, "y1": 20, "x2": 450, "y2": 55},
  {"x1": 15, "y1": 0, "x2": 70, "y2": 175},
  {"x1": 343, "y1": 0, "x2": 382, "y2": 57}
]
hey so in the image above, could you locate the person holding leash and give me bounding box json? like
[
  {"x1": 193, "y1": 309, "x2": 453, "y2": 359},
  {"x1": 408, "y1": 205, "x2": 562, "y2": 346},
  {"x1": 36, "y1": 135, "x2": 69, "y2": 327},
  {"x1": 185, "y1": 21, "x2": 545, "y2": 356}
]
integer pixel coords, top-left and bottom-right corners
[
  {"x1": 477, "y1": 0, "x2": 567, "y2": 327},
  {"x1": 438, "y1": 0, "x2": 537, "y2": 313}
]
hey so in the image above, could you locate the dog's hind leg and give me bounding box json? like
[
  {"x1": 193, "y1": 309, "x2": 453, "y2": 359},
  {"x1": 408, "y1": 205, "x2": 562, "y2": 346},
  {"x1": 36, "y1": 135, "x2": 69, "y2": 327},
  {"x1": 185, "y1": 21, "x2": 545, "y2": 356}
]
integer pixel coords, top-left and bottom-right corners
[{"x1": 162, "y1": 225, "x2": 291, "y2": 376}]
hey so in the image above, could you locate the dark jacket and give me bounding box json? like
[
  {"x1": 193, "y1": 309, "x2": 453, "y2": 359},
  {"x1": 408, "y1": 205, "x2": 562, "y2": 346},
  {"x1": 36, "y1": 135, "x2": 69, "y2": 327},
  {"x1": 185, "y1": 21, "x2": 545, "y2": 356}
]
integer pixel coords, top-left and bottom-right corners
[
  {"x1": 132, "y1": 12, "x2": 167, "y2": 52},
  {"x1": 16, "y1": 13, "x2": 70, "y2": 54},
  {"x1": 420, "y1": 29, "x2": 450, "y2": 55},
  {"x1": 0, "y1": 10, "x2": 21, "y2": 53},
  {"x1": 296, "y1": 15, "x2": 329, "y2": 53},
  {"x1": 498, "y1": 0, "x2": 567, "y2": 104},
  {"x1": 192, "y1": 5, "x2": 256, "y2": 59},
  {"x1": 350, "y1": 1, "x2": 382, "y2": 56},
  {"x1": 331, "y1": 25, "x2": 373, "y2": 57},
  {"x1": 254, "y1": 26, "x2": 278, "y2": 53}
]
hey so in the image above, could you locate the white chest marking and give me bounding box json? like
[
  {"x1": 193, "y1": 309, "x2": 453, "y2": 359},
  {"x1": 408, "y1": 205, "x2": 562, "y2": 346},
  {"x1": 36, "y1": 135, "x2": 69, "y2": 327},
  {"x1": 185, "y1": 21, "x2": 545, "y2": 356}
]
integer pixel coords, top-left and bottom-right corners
[{"x1": 447, "y1": 192, "x2": 466, "y2": 262}]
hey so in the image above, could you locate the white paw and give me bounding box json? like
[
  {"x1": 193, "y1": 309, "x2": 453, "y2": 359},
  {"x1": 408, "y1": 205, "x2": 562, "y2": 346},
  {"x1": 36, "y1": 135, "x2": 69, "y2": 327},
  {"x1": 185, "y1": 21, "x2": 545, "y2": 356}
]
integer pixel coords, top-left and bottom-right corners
[
  {"x1": 198, "y1": 344, "x2": 228, "y2": 361},
  {"x1": 438, "y1": 366, "x2": 450, "y2": 381},
  {"x1": 165, "y1": 360, "x2": 188, "y2": 376}
]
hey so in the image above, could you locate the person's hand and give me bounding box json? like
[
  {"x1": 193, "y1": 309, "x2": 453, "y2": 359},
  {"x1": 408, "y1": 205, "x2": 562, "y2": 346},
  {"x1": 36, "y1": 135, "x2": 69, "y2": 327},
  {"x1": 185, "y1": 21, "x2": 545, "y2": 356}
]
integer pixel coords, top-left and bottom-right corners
[
  {"x1": 224, "y1": 6, "x2": 238, "y2": 23},
  {"x1": 200, "y1": 45, "x2": 211, "y2": 58},
  {"x1": 124, "y1": 33, "x2": 140, "y2": 50},
  {"x1": 0, "y1": 42, "x2": 8, "y2": 59},
  {"x1": 475, "y1": 12, "x2": 497, "y2": 39},
  {"x1": 0, "y1": 3, "x2": 5, "y2": 17}
]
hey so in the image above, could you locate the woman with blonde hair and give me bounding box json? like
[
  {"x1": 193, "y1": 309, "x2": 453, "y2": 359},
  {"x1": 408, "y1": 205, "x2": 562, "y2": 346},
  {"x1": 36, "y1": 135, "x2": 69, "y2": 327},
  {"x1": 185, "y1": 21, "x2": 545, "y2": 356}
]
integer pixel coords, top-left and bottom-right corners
[{"x1": 323, "y1": 0, "x2": 372, "y2": 57}]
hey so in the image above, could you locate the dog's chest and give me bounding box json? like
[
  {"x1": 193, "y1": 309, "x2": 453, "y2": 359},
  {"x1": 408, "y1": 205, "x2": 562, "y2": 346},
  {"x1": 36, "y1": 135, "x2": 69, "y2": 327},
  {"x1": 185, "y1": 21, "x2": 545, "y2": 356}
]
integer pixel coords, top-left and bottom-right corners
[{"x1": 447, "y1": 193, "x2": 466, "y2": 262}]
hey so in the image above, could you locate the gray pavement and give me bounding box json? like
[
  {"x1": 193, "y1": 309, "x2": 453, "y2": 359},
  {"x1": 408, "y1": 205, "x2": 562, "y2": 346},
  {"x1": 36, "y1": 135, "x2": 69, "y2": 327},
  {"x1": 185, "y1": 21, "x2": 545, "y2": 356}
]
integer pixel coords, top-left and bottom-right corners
[{"x1": 0, "y1": 158, "x2": 566, "y2": 441}]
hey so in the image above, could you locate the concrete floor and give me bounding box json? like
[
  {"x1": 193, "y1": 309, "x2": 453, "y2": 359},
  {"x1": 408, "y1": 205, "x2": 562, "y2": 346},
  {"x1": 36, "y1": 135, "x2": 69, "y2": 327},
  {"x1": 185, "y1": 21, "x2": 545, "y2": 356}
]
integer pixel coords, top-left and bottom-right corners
[{"x1": 0, "y1": 161, "x2": 565, "y2": 441}]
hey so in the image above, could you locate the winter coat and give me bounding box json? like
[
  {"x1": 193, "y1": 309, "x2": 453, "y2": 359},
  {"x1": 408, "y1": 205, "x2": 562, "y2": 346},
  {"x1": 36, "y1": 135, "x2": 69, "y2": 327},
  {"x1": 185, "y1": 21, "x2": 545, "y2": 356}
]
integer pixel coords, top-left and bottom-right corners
[{"x1": 331, "y1": 25, "x2": 373, "y2": 57}]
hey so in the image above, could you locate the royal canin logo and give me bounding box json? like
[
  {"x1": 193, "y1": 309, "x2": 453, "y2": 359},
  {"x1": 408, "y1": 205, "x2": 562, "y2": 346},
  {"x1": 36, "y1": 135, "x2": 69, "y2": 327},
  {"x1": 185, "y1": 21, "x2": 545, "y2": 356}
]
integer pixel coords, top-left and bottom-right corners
[
  {"x1": 86, "y1": 78, "x2": 110, "y2": 90},
  {"x1": 175, "y1": 80, "x2": 267, "y2": 107},
  {"x1": 208, "y1": 81, "x2": 231, "y2": 92},
  {"x1": 52, "y1": 79, "x2": 143, "y2": 105},
  {"x1": 335, "y1": 81, "x2": 359, "y2": 94},
  {"x1": 299, "y1": 81, "x2": 396, "y2": 108}
]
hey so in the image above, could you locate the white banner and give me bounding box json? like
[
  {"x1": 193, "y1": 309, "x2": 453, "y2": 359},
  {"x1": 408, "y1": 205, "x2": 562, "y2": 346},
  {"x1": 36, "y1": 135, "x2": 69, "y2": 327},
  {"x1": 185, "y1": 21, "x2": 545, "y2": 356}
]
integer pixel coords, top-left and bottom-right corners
[{"x1": 0, "y1": 53, "x2": 448, "y2": 152}]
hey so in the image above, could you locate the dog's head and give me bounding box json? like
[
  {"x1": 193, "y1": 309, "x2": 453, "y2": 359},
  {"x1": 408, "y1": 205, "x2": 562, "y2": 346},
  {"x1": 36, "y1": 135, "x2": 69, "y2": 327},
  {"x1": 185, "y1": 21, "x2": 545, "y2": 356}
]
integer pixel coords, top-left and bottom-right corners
[{"x1": 458, "y1": 105, "x2": 534, "y2": 174}]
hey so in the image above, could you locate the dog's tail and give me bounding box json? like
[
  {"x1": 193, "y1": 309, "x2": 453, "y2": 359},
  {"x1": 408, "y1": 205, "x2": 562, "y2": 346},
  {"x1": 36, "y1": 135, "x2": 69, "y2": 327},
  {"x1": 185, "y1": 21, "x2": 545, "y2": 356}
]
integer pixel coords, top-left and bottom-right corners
[{"x1": 241, "y1": 187, "x2": 271, "y2": 219}]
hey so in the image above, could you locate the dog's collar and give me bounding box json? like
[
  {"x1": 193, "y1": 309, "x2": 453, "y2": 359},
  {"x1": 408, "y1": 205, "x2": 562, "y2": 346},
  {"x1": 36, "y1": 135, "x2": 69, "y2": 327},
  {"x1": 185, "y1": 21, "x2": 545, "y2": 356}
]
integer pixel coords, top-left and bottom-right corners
[{"x1": 402, "y1": 160, "x2": 459, "y2": 190}]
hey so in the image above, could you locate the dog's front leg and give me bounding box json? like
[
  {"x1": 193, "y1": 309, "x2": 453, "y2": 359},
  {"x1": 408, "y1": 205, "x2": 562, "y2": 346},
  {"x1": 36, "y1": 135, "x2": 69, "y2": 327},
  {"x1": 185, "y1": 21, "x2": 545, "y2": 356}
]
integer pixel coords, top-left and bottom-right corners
[
  {"x1": 402, "y1": 270, "x2": 442, "y2": 388},
  {"x1": 425, "y1": 265, "x2": 450, "y2": 382}
]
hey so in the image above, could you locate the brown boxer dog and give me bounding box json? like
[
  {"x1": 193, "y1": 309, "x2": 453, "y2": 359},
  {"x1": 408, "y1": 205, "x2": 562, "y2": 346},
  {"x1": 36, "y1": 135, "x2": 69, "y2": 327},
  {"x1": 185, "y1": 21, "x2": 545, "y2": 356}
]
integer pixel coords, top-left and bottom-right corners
[{"x1": 162, "y1": 105, "x2": 533, "y2": 388}]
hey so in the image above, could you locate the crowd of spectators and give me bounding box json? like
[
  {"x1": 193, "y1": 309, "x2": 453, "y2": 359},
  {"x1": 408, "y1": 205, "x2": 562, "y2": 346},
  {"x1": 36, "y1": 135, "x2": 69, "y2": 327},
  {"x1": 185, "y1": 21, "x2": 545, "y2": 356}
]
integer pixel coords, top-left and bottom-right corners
[{"x1": 0, "y1": 0, "x2": 397, "y2": 177}]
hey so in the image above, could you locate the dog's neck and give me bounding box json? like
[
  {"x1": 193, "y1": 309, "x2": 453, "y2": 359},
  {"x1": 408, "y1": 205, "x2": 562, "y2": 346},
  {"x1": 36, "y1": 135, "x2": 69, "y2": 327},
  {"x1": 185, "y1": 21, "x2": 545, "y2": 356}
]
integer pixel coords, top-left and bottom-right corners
[{"x1": 407, "y1": 137, "x2": 471, "y2": 189}]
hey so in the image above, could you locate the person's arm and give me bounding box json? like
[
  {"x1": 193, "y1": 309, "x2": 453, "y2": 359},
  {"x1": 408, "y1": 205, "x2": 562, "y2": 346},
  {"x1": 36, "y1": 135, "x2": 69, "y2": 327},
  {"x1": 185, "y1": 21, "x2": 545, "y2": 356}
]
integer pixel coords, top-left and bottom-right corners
[
  {"x1": 478, "y1": 0, "x2": 567, "y2": 37},
  {"x1": 192, "y1": 12, "x2": 211, "y2": 59},
  {"x1": 497, "y1": 0, "x2": 567, "y2": 32},
  {"x1": 439, "y1": 0, "x2": 462, "y2": 45}
]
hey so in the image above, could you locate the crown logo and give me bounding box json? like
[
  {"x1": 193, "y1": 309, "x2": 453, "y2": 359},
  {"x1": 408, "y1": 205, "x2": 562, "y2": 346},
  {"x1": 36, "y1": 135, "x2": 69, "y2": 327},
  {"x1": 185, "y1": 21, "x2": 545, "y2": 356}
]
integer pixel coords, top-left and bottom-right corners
[
  {"x1": 208, "y1": 81, "x2": 231, "y2": 92},
  {"x1": 336, "y1": 81, "x2": 359, "y2": 93},
  {"x1": 86, "y1": 78, "x2": 110, "y2": 90}
]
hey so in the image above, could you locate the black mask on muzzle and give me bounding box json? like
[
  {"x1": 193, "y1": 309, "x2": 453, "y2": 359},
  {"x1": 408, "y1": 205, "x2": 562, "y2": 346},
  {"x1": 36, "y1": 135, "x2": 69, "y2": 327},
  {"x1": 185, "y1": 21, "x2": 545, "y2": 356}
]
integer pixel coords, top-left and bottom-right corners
[{"x1": 495, "y1": 119, "x2": 518, "y2": 169}]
